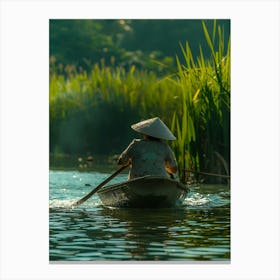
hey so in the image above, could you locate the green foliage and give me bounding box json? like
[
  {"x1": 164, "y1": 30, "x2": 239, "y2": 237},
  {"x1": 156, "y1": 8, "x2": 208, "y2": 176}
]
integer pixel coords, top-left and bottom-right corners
[
  {"x1": 50, "y1": 19, "x2": 230, "y2": 181},
  {"x1": 50, "y1": 20, "x2": 124, "y2": 71},
  {"x1": 169, "y1": 20, "x2": 230, "y2": 180},
  {"x1": 50, "y1": 19, "x2": 230, "y2": 75},
  {"x1": 50, "y1": 64, "x2": 181, "y2": 155}
]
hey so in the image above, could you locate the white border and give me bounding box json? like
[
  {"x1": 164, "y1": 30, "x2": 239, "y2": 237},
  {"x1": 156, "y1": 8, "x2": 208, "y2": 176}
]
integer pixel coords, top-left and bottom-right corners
[{"x1": 1, "y1": 0, "x2": 279, "y2": 279}]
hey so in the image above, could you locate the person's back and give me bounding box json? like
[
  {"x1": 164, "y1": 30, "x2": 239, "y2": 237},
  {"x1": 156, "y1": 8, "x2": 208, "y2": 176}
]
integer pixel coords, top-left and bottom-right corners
[{"x1": 118, "y1": 138, "x2": 177, "y2": 179}]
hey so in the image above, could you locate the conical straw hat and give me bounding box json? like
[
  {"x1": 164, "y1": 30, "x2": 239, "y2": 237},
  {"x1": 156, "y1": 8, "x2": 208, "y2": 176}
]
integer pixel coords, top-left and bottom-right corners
[{"x1": 131, "y1": 117, "x2": 176, "y2": 141}]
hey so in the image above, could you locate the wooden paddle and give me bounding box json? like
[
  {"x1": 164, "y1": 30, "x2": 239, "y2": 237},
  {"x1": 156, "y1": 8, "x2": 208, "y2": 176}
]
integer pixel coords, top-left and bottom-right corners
[{"x1": 71, "y1": 165, "x2": 128, "y2": 207}]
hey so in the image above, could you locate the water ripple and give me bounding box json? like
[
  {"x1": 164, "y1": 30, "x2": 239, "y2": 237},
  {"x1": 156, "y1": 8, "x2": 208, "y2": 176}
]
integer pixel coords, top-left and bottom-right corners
[{"x1": 49, "y1": 170, "x2": 230, "y2": 261}]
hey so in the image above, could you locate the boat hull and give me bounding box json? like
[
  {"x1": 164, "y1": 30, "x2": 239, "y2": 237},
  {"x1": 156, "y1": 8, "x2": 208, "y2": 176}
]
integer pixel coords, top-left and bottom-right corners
[{"x1": 97, "y1": 176, "x2": 189, "y2": 208}]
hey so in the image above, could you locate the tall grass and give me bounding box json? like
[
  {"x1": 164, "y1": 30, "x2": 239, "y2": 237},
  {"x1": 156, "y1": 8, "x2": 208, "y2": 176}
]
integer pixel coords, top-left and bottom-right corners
[
  {"x1": 50, "y1": 65, "x2": 181, "y2": 121},
  {"x1": 50, "y1": 64, "x2": 181, "y2": 155},
  {"x1": 50, "y1": 21, "x2": 230, "y2": 182},
  {"x1": 169, "y1": 20, "x2": 230, "y2": 181}
]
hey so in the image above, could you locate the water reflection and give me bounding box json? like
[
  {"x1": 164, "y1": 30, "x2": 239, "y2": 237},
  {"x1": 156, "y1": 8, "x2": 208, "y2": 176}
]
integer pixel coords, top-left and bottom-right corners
[
  {"x1": 99, "y1": 207, "x2": 187, "y2": 260},
  {"x1": 50, "y1": 205, "x2": 230, "y2": 261},
  {"x1": 100, "y1": 207, "x2": 230, "y2": 261},
  {"x1": 49, "y1": 170, "x2": 230, "y2": 261}
]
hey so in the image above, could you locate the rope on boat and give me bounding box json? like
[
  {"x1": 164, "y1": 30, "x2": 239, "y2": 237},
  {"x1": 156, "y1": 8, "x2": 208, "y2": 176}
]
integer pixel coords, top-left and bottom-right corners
[{"x1": 184, "y1": 169, "x2": 230, "y2": 179}]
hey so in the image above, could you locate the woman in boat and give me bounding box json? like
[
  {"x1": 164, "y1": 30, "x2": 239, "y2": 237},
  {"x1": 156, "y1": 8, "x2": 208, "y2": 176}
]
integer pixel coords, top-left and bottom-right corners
[{"x1": 118, "y1": 117, "x2": 178, "y2": 180}]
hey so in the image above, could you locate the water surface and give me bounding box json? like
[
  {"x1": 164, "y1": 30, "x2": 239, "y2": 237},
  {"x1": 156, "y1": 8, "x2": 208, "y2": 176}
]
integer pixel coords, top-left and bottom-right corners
[{"x1": 49, "y1": 170, "x2": 230, "y2": 261}]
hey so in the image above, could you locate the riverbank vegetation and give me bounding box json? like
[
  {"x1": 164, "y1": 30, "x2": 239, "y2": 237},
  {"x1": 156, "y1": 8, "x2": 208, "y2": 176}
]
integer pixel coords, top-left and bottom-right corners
[{"x1": 50, "y1": 19, "x2": 230, "y2": 183}]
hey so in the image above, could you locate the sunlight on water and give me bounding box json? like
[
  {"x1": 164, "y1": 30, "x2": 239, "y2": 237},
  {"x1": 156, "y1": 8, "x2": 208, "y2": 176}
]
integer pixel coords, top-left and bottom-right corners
[
  {"x1": 49, "y1": 199, "x2": 103, "y2": 209},
  {"x1": 184, "y1": 192, "x2": 229, "y2": 208},
  {"x1": 185, "y1": 193, "x2": 211, "y2": 206},
  {"x1": 49, "y1": 170, "x2": 230, "y2": 261},
  {"x1": 49, "y1": 199, "x2": 74, "y2": 208}
]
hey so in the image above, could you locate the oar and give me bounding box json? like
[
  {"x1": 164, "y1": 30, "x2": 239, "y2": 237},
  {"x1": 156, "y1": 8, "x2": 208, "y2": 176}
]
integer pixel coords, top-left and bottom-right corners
[{"x1": 71, "y1": 165, "x2": 128, "y2": 207}]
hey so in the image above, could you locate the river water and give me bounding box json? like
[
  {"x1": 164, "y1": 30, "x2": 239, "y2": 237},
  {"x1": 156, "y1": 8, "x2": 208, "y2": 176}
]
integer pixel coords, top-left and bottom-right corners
[{"x1": 49, "y1": 170, "x2": 230, "y2": 262}]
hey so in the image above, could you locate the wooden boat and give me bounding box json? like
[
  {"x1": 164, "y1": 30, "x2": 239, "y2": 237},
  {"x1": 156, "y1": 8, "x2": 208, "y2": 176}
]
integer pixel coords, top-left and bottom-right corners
[{"x1": 97, "y1": 176, "x2": 189, "y2": 208}]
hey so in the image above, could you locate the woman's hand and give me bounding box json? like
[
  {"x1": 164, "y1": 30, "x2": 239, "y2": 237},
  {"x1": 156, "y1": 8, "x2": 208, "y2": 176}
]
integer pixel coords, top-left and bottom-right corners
[{"x1": 165, "y1": 165, "x2": 177, "y2": 174}]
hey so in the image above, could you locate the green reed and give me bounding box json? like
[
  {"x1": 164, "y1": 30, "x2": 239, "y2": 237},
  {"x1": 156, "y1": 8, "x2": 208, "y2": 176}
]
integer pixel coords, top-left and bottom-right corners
[
  {"x1": 50, "y1": 64, "x2": 179, "y2": 121},
  {"x1": 50, "y1": 21, "x2": 230, "y2": 181},
  {"x1": 169, "y1": 20, "x2": 230, "y2": 180},
  {"x1": 50, "y1": 62, "x2": 182, "y2": 156}
]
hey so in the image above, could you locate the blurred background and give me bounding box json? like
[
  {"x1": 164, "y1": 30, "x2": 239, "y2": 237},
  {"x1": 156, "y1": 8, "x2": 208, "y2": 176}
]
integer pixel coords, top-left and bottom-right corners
[{"x1": 49, "y1": 19, "x2": 230, "y2": 183}]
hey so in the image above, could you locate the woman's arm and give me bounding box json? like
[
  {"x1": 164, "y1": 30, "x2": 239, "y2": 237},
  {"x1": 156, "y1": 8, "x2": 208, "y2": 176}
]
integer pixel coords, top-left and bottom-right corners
[
  {"x1": 165, "y1": 144, "x2": 178, "y2": 174},
  {"x1": 117, "y1": 139, "x2": 135, "y2": 166}
]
